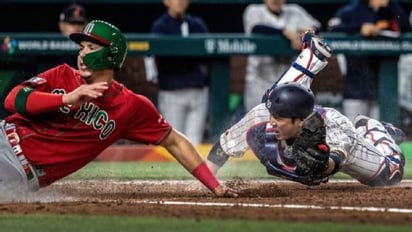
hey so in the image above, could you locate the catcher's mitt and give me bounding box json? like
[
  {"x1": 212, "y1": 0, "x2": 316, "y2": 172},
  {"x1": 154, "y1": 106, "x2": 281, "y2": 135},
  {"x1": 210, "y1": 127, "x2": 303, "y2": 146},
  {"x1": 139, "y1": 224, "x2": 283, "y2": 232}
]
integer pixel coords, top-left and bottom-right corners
[{"x1": 291, "y1": 111, "x2": 330, "y2": 178}]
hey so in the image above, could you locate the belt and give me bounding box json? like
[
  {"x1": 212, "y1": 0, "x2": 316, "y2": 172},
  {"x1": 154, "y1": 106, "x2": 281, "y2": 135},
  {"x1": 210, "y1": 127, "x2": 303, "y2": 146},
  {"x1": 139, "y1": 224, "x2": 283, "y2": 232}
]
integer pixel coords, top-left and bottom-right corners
[{"x1": 5, "y1": 123, "x2": 35, "y2": 181}]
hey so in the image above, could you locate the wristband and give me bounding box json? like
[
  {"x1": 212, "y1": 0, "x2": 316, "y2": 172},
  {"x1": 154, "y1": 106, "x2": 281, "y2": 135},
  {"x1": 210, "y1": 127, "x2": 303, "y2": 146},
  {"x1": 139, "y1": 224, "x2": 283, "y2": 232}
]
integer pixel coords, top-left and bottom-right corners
[
  {"x1": 191, "y1": 162, "x2": 220, "y2": 192},
  {"x1": 329, "y1": 152, "x2": 341, "y2": 175}
]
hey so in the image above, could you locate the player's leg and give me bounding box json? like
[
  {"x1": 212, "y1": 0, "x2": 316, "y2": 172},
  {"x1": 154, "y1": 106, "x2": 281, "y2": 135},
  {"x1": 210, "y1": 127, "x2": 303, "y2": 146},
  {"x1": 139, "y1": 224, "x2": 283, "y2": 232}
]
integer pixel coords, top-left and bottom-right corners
[
  {"x1": 353, "y1": 115, "x2": 404, "y2": 186},
  {"x1": 206, "y1": 140, "x2": 230, "y2": 174},
  {"x1": 186, "y1": 87, "x2": 208, "y2": 145},
  {"x1": 380, "y1": 121, "x2": 406, "y2": 145},
  {"x1": 354, "y1": 115, "x2": 405, "y2": 147},
  {"x1": 158, "y1": 90, "x2": 186, "y2": 134},
  {"x1": 274, "y1": 31, "x2": 333, "y2": 88},
  {"x1": 0, "y1": 122, "x2": 39, "y2": 197}
]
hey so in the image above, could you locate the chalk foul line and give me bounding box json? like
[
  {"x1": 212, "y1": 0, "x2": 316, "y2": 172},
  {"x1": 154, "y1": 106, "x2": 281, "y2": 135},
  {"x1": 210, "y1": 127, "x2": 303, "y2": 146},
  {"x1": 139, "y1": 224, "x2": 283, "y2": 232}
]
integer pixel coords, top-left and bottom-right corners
[{"x1": 118, "y1": 199, "x2": 412, "y2": 214}]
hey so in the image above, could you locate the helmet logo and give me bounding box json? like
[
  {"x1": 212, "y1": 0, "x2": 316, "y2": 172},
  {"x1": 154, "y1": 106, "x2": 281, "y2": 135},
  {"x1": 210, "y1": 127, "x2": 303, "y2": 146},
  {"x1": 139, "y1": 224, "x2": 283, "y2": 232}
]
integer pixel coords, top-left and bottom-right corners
[
  {"x1": 111, "y1": 47, "x2": 118, "y2": 54},
  {"x1": 265, "y1": 98, "x2": 272, "y2": 109},
  {"x1": 78, "y1": 20, "x2": 127, "y2": 70},
  {"x1": 83, "y1": 22, "x2": 95, "y2": 34},
  {"x1": 265, "y1": 89, "x2": 273, "y2": 110}
]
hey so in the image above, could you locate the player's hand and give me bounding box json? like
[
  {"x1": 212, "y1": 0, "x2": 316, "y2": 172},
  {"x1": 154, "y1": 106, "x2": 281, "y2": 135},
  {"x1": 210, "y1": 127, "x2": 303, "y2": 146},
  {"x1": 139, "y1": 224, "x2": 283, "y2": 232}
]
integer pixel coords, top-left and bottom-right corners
[
  {"x1": 291, "y1": 112, "x2": 330, "y2": 178},
  {"x1": 283, "y1": 29, "x2": 302, "y2": 50},
  {"x1": 63, "y1": 82, "x2": 108, "y2": 106},
  {"x1": 212, "y1": 185, "x2": 239, "y2": 198},
  {"x1": 361, "y1": 23, "x2": 380, "y2": 37}
]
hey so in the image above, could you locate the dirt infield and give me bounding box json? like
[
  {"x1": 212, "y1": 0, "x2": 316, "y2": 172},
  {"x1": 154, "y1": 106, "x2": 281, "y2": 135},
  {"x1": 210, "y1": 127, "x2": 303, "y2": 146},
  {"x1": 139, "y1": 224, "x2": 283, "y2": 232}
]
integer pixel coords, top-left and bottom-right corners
[{"x1": 1, "y1": 179, "x2": 412, "y2": 226}]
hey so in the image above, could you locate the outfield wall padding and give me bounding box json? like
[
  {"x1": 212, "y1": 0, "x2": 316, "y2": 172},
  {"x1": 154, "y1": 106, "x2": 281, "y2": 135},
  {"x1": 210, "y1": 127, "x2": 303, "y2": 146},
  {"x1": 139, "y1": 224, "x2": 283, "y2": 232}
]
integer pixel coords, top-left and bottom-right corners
[{"x1": 96, "y1": 144, "x2": 258, "y2": 162}]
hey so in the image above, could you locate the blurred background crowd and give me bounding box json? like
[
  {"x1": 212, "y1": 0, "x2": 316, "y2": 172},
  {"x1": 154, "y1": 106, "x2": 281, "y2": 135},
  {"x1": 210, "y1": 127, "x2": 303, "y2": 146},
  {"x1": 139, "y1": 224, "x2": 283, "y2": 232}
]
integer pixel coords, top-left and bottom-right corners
[{"x1": 1, "y1": 0, "x2": 412, "y2": 144}]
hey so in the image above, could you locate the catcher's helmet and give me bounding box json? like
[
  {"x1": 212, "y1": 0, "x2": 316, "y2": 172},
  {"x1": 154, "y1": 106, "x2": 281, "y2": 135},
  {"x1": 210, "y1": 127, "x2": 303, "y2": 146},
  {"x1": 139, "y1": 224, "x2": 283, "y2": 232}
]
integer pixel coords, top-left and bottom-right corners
[
  {"x1": 265, "y1": 82, "x2": 315, "y2": 119},
  {"x1": 70, "y1": 20, "x2": 127, "y2": 70}
]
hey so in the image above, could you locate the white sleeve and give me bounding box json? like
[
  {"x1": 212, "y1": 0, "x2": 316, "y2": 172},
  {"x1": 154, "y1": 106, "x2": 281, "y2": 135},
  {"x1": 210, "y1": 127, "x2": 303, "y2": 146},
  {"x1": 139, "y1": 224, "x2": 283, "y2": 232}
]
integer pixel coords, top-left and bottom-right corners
[
  {"x1": 220, "y1": 103, "x2": 270, "y2": 157},
  {"x1": 243, "y1": 4, "x2": 262, "y2": 34},
  {"x1": 143, "y1": 56, "x2": 158, "y2": 83}
]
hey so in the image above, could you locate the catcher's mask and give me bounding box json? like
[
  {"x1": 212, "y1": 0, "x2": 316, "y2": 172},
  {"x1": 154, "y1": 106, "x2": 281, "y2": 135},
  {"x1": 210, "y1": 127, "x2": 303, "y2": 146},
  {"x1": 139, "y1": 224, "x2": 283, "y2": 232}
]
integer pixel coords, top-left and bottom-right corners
[
  {"x1": 70, "y1": 20, "x2": 127, "y2": 71},
  {"x1": 265, "y1": 82, "x2": 315, "y2": 119}
]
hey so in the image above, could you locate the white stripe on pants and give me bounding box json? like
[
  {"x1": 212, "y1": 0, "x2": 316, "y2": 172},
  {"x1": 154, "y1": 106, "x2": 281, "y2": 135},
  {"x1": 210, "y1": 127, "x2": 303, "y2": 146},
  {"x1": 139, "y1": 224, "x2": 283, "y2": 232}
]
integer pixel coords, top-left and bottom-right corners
[{"x1": 0, "y1": 121, "x2": 40, "y2": 199}]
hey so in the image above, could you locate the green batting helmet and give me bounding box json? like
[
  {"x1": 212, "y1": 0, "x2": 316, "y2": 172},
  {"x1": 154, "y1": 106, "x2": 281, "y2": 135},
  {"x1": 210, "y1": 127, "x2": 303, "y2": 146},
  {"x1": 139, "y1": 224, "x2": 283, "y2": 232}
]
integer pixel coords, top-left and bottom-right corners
[{"x1": 69, "y1": 20, "x2": 127, "y2": 70}]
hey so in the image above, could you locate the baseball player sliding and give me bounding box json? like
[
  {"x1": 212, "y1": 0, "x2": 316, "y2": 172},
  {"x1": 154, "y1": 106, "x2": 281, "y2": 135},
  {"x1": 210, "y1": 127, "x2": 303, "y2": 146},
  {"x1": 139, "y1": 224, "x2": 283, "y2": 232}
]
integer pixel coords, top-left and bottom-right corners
[
  {"x1": 0, "y1": 20, "x2": 237, "y2": 197},
  {"x1": 207, "y1": 31, "x2": 406, "y2": 186}
]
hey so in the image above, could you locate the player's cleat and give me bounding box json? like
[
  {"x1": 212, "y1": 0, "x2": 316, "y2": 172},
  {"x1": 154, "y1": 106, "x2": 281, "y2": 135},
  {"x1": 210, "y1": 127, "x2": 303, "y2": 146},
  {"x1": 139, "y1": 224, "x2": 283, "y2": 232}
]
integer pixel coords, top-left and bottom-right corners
[
  {"x1": 301, "y1": 31, "x2": 332, "y2": 61},
  {"x1": 381, "y1": 121, "x2": 406, "y2": 145}
]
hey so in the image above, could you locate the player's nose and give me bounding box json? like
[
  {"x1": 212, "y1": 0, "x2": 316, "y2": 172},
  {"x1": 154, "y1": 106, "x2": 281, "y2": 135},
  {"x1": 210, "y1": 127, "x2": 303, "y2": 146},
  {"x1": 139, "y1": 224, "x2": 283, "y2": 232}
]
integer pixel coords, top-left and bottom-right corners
[{"x1": 269, "y1": 116, "x2": 277, "y2": 127}]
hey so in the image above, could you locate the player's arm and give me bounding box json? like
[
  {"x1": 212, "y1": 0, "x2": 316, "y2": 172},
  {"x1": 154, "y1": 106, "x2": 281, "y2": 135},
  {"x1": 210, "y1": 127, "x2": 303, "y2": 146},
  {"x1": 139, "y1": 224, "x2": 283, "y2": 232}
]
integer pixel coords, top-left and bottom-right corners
[
  {"x1": 206, "y1": 140, "x2": 229, "y2": 174},
  {"x1": 160, "y1": 128, "x2": 236, "y2": 197},
  {"x1": 5, "y1": 80, "x2": 108, "y2": 116},
  {"x1": 4, "y1": 83, "x2": 63, "y2": 116}
]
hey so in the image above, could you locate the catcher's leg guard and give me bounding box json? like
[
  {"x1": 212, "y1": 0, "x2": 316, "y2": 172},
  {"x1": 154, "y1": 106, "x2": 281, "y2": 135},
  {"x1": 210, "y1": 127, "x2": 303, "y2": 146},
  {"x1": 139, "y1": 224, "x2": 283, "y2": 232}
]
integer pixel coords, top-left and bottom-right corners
[
  {"x1": 292, "y1": 48, "x2": 329, "y2": 76},
  {"x1": 355, "y1": 115, "x2": 406, "y2": 145},
  {"x1": 262, "y1": 32, "x2": 333, "y2": 100},
  {"x1": 381, "y1": 121, "x2": 406, "y2": 145},
  {"x1": 275, "y1": 32, "x2": 332, "y2": 87},
  {"x1": 301, "y1": 31, "x2": 332, "y2": 61},
  {"x1": 354, "y1": 115, "x2": 404, "y2": 186}
]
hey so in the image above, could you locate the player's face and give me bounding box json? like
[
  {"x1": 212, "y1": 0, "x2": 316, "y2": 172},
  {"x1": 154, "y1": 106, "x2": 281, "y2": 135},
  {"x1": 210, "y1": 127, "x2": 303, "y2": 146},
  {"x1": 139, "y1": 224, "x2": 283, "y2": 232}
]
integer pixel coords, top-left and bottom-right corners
[
  {"x1": 264, "y1": 0, "x2": 285, "y2": 13},
  {"x1": 164, "y1": 0, "x2": 190, "y2": 17},
  {"x1": 269, "y1": 114, "x2": 303, "y2": 140},
  {"x1": 369, "y1": 0, "x2": 389, "y2": 11},
  {"x1": 77, "y1": 41, "x2": 104, "y2": 79}
]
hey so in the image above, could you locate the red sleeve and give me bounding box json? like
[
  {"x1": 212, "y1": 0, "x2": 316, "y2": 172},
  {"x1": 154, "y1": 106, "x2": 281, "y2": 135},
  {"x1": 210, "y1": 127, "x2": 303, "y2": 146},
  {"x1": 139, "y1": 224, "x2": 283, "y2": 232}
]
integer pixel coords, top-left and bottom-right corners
[
  {"x1": 124, "y1": 94, "x2": 171, "y2": 144},
  {"x1": 5, "y1": 84, "x2": 63, "y2": 116},
  {"x1": 4, "y1": 64, "x2": 74, "y2": 116}
]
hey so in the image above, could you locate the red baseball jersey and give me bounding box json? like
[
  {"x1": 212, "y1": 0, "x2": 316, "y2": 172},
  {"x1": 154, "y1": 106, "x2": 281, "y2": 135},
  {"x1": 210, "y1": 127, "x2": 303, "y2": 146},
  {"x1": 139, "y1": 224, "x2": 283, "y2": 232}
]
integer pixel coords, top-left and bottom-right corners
[{"x1": 5, "y1": 64, "x2": 171, "y2": 186}]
